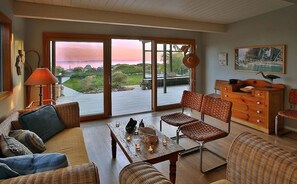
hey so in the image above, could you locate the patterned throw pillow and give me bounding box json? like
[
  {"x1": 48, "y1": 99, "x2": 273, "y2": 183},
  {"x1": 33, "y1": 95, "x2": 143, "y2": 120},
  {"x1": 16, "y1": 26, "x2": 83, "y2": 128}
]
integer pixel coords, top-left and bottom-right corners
[
  {"x1": 19, "y1": 105, "x2": 65, "y2": 142},
  {"x1": 9, "y1": 130, "x2": 46, "y2": 153},
  {"x1": 0, "y1": 134, "x2": 32, "y2": 157},
  {"x1": 0, "y1": 163, "x2": 19, "y2": 179},
  {"x1": 0, "y1": 153, "x2": 68, "y2": 175}
]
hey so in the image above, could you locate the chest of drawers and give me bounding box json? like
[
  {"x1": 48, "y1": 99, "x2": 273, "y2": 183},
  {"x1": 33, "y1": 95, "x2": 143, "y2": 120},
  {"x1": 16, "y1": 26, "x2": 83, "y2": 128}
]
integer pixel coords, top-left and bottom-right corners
[{"x1": 220, "y1": 80, "x2": 284, "y2": 134}]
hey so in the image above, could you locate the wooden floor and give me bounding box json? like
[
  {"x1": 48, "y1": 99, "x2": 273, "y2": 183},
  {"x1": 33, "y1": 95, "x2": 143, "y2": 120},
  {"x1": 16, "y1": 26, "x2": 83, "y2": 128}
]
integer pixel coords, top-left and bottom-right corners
[{"x1": 81, "y1": 109, "x2": 297, "y2": 184}]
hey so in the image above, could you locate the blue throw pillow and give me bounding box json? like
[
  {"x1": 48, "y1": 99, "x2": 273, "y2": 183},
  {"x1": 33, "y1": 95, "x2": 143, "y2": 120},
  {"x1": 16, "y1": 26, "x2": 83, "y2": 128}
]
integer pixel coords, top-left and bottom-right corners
[
  {"x1": 0, "y1": 153, "x2": 69, "y2": 175},
  {"x1": 19, "y1": 105, "x2": 65, "y2": 142},
  {"x1": 0, "y1": 163, "x2": 20, "y2": 179}
]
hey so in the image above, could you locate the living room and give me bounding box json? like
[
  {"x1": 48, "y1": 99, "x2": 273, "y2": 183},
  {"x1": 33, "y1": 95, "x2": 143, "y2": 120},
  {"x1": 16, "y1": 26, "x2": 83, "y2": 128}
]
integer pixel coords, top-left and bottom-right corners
[{"x1": 0, "y1": 0, "x2": 297, "y2": 183}]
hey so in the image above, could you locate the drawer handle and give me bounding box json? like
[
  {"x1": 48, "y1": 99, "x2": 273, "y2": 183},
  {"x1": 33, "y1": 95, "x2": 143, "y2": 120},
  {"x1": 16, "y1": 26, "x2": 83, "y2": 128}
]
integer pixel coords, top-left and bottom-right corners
[
  {"x1": 256, "y1": 119, "x2": 261, "y2": 123},
  {"x1": 224, "y1": 88, "x2": 227, "y2": 91},
  {"x1": 224, "y1": 95, "x2": 228, "y2": 97},
  {"x1": 256, "y1": 102, "x2": 261, "y2": 105},
  {"x1": 257, "y1": 93, "x2": 261, "y2": 96},
  {"x1": 257, "y1": 110, "x2": 261, "y2": 114}
]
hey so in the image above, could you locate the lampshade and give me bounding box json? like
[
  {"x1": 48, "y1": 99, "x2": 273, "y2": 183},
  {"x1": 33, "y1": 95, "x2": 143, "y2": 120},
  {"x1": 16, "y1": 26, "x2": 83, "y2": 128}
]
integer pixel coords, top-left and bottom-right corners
[{"x1": 25, "y1": 68, "x2": 58, "y2": 86}]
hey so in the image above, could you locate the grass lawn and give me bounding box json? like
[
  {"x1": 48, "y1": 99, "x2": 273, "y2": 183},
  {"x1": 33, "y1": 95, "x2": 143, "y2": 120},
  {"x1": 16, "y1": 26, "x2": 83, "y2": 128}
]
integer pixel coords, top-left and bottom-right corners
[{"x1": 64, "y1": 74, "x2": 143, "y2": 92}]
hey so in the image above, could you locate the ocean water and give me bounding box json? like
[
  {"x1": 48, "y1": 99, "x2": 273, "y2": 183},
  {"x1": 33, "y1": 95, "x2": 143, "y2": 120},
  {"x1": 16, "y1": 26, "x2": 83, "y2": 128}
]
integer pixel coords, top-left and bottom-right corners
[{"x1": 57, "y1": 60, "x2": 145, "y2": 69}]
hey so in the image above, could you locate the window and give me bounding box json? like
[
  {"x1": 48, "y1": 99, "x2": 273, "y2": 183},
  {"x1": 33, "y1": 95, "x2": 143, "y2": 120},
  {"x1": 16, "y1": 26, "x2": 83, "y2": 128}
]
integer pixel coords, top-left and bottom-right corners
[{"x1": 0, "y1": 11, "x2": 12, "y2": 100}]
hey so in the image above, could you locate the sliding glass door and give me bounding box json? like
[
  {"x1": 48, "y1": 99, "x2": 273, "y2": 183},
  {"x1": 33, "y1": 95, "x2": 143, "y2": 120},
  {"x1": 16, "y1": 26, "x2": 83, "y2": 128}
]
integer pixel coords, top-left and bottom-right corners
[
  {"x1": 47, "y1": 38, "x2": 110, "y2": 120},
  {"x1": 153, "y1": 41, "x2": 196, "y2": 110},
  {"x1": 111, "y1": 39, "x2": 152, "y2": 116}
]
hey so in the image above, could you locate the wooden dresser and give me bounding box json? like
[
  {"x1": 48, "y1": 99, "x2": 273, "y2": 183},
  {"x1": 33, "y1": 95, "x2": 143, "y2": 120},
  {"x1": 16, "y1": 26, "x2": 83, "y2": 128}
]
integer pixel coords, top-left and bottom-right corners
[{"x1": 220, "y1": 79, "x2": 284, "y2": 134}]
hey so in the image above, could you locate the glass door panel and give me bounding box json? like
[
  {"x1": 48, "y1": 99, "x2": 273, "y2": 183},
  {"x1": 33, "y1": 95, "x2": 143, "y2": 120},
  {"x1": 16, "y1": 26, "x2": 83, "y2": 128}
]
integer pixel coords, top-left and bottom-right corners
[
  {"x1": 111, "y1": 39, "x2": 152, "y2": 116},
  {"x1": 53, "y1": 41, "x2": 104, "y2": 116},
  {"x1": 156, "y1": 43, "x2": 190, "y2": 106}
]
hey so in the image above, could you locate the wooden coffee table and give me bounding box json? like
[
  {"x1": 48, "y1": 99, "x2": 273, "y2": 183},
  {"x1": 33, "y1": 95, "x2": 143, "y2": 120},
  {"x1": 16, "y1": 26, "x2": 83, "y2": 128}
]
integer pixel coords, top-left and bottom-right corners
[{"x1": 107, "y1": 121, "x2": 184, "y2": 184}]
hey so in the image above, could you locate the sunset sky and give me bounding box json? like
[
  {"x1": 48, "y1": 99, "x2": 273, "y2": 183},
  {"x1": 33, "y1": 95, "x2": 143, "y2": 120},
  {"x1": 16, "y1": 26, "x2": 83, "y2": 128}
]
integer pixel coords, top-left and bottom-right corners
[{"x1": 56, "y1": 39, "x2": 143, "y2": 62}]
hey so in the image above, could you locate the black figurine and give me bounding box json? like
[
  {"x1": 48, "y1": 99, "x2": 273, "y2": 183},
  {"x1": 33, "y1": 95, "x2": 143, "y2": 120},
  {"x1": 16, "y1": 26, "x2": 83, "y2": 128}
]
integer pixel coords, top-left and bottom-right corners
[
  {"x1": 139, "y1": 119, "x2": 145, "y2": 129},
  {"x1": 125, "y1": 118, "x2": 137, "y2": 134}
]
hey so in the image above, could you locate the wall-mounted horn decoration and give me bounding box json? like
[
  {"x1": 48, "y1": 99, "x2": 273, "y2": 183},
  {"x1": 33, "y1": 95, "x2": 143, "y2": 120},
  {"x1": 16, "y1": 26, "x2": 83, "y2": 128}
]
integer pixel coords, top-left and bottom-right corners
[
  {"x1": 181, "y1": 45, "x2": 200, "y2": 68},
  {"x1": 183, "y1": 53, "x2": 200, "y2": 68}
]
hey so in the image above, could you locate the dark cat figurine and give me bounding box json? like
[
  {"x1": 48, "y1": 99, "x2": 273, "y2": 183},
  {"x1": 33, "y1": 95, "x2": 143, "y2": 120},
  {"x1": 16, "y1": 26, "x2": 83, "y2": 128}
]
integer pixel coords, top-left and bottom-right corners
[{"x1": 125, "y1": 118, "x2": 137, "y2": 134}]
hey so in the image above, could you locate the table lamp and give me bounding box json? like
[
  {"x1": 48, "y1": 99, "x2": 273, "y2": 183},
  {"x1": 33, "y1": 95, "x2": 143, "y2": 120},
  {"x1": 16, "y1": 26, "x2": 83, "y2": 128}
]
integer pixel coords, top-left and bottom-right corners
[{"x1": 25, "y1": 68, "x2": 58, "y2": 106}]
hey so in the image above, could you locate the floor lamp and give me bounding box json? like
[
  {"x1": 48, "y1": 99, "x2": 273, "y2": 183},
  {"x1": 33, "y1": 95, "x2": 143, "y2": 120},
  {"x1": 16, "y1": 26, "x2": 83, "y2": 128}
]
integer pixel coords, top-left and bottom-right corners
[{"x1": 25, "y1": 68, "x2": 58, "y2": 106}]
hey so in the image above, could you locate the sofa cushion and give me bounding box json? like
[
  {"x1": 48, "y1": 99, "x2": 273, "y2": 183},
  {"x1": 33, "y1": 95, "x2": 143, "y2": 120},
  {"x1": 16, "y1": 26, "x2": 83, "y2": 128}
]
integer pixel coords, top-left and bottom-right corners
[
  {"x1": 44, "y1": 127, "x2": 89, "y2": 166},
  {"x1": 19, "y1": 105, "x2": 65, "y2": 142},
  {"x1": 9, "y1": 130, "x2": 46, "y2": 153},
  {"x1": 0, "y1": 163, "x2": 20, "y2": 179},
  {"x1": 0, "y1": 153, "x2": 68, "y2": 175},
  {"x1": 0, "y1": 134, "x2": 32, "y2": 157}
]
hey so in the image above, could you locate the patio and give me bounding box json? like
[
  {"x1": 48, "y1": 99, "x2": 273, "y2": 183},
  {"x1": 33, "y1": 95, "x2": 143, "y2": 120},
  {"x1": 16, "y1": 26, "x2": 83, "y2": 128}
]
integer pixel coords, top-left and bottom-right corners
[{"x1": 57, "y1": 84, "x2": 189, "y2": 116}]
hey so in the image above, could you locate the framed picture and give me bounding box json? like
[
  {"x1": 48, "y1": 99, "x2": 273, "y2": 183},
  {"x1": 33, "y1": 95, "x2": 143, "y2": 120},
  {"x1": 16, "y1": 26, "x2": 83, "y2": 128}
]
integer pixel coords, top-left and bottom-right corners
[
  {"x1": 218, "y1": 52, "x2": 228, "y2": 66},
  {"x1": 234, "y1": 45, "x2": 285, "y2": 73}
]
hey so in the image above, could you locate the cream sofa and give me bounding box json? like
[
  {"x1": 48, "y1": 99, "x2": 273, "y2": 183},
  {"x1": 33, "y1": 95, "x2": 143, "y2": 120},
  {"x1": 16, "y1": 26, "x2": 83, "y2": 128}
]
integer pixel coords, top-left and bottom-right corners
[
  {"x1": 120, "y1": 132, "x2": 297, "y2": 184},
  {"x1": 0, "y1": 102, "x2": 100, "y2": 184}
]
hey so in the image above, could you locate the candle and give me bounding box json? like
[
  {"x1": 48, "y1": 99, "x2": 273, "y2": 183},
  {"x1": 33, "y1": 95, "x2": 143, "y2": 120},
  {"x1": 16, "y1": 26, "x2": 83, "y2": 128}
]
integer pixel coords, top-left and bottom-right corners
[
  {"x1": 126, "y1": 135, "x2": 131, "y2": 141},
  {"x1": 162, "y1": 137, "x2": 167, "y2": 146},
  {"x1": 148, "y1": 145, "x2": 153, "y2": 153},
  {"x1": 135, "y1": 143, "x2": 140, "y2": 151},
  {"x1": 134, "y1": 130, "x2": 139, "y2": 135}
]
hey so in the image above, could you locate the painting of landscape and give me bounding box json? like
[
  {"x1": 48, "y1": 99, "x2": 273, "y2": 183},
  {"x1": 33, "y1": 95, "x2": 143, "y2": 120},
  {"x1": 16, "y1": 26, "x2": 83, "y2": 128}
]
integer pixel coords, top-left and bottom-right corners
[{"x1": 234, "y1": 45, "x2": 285, "y2": 73}]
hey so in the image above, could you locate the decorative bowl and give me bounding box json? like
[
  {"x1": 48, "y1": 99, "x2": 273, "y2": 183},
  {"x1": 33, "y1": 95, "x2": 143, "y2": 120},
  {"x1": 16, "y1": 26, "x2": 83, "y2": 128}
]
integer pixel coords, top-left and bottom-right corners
[{"x1": 139, "y1": 127, "x2": 159, "y2": 145}]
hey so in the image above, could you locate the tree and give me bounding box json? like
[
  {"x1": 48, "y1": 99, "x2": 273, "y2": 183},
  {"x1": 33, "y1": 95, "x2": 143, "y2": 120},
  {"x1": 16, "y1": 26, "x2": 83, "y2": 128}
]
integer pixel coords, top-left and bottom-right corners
[
  {"x1": 112, "y1": 71, "x2": 127, "y2": 90},
  {"x1": 73, "y1": 67, "x2": 84, "y2": 73},
  {"x1": 56, "y1": 66, "x2": 65, "y2": 75}
]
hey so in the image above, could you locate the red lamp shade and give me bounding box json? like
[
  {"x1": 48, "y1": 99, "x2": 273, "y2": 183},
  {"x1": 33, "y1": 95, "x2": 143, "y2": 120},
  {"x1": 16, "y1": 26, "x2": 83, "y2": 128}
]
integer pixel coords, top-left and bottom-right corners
[
  {"x1": 25, "y1": 68, "x2": 57, "y2": 86},
  {"x1": 25, "y1": 68, "x2": 58, "y2": 106}
]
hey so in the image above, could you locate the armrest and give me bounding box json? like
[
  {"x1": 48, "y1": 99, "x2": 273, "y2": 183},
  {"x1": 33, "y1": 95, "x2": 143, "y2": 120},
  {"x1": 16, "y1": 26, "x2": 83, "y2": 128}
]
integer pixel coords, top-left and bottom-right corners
[
  {"x1": 0, "y1": 162, "x2": 100, "y2": 184},
  {"x1": 227, "y1": 132, "x2": 297, "y2": 183},
  {"x1": 54, "y1": 102, "x2": 80, "y2": 128}
]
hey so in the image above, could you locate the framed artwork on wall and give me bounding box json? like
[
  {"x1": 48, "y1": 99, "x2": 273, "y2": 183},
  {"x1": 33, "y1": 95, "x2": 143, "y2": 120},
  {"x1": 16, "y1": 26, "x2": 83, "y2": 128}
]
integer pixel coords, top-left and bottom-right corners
[
  {"x1": 234, "y1": 45, "x2": 285, "y2": 74},
  {"x1": 218, "y1": 52, "x2": 228, "y2": 66}
]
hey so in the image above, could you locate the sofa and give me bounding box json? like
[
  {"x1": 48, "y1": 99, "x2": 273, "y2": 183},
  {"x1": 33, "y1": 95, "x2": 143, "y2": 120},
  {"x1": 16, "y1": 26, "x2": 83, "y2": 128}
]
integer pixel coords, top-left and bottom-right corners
[
  {"x1": 119, "y1": 132, "x2": 297, "y2": 184},
  {"x1": 0, "y1": 102, "x2": 100, "y2": 184}
]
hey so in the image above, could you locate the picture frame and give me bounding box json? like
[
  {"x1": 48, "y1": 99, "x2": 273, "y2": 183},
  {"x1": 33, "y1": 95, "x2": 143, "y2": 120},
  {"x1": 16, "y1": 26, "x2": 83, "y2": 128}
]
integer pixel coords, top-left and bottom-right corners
[
  {"x1": 218, "y1": 52, "x2": 228, "y2": 66},
  {"x1": 234, "y1": 45, "x2": 285, "y2": 73}
]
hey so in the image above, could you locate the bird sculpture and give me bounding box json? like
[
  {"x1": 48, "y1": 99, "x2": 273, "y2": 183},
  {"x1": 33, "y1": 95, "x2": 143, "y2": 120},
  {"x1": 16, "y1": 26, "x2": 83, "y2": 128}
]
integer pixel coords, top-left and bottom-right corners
[{"x1": 256, "y1": 71, "x2": 280, "y2": 83}]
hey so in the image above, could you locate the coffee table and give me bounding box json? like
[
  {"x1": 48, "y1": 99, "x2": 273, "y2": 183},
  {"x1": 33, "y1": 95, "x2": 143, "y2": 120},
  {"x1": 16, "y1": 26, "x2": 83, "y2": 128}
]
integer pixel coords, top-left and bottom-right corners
[{"x1": 107, "y1": 121, "x2": 184, "y2": 184}]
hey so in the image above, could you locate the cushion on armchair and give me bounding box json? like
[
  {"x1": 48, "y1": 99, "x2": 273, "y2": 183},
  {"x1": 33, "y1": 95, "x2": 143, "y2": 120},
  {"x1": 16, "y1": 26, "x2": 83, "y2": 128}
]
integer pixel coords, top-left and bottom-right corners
[
  {"x1": 0, "y1": 153, "x2": 69, "y2": 175},
  {"x1": 19, "y1": 105, "x2": 65, "y2": 142}
]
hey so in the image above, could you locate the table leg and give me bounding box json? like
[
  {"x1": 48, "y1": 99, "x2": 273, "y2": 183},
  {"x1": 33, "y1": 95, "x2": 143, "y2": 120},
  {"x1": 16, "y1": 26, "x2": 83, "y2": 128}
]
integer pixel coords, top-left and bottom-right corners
[
  {"x1": 111, "y1": 132, "x2": 117, "y2": 158},
  {"x1": 169, "y1": 154, "x2": 178, "y2": 184}
]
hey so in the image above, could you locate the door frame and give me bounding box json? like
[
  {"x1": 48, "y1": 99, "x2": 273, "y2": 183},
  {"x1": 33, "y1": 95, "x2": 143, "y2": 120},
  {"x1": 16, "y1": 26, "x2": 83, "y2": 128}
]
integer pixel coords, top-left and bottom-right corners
[{"x1": 43, "y1": 32, "x2": 111, "y2": 121}]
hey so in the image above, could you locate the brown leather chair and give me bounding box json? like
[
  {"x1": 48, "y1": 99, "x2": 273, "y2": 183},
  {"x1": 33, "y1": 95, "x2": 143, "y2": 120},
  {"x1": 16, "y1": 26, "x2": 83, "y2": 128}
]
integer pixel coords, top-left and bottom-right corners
[
  {"x1": 275, "y1": 89, "x2": 297, "y2": 136},
  {"x1": 160, "y1": 90, "x2": 204, "y2": 144},
  {"x1": 180, "y1": 95, "x2": 232, "y2": 173}
]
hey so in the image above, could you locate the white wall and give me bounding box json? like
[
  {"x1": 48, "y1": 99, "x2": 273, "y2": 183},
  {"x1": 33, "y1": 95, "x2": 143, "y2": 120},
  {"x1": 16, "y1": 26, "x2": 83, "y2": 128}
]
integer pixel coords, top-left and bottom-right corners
[
  {"x1": 201, "y1": 5, "x2": 297, "y2": 129},
  {"x1": 0, "y1": 0, "x2": 25, "y2": 118}
]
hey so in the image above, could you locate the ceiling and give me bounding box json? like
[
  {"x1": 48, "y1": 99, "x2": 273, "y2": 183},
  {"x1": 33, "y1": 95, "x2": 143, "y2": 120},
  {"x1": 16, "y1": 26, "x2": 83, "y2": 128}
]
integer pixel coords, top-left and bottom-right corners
[{"x1": 15, "y1": 0, "x2": 293, "y2": 24}]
